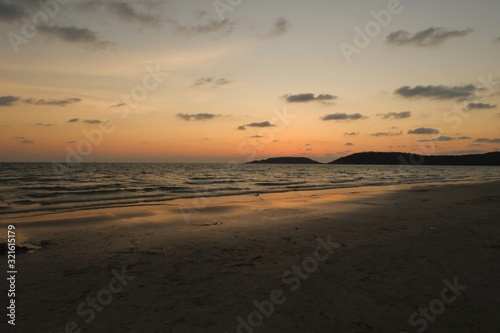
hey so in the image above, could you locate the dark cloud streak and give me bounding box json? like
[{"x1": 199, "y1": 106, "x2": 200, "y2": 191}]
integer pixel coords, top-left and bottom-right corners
[
  {"x1": 407, "y1": 127, "x2": 440, "y2": 135},
  {"x1": 378, "y1": 111, "x2": 411, "y2": 119},
  {"x1": 0, "y1": 96, "x2": 21, "y2": 106},
  {"x1": 467, "y1": 102, "x2": 496, "y2": 110},
  {"x1": 387, "y1": 27, "x2": 473, "y2": 47},
  {"x1": 321, "y1": 113, "x2": 366, "y2": 121},
  {"x1": 394, "y1": 84, "x2": 476, "y2": 100},
  {"x1": 177, "y1": 113, "x2": 222, "y2": 121}
]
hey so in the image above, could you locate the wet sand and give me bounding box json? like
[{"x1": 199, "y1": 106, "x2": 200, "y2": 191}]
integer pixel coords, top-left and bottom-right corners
[{"x1": 1, "y1": 181, "x2": 500, "y2": 332}]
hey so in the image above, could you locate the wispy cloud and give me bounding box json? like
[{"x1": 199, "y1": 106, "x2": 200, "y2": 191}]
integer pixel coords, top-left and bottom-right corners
[
  {"x1": 39, "y1": 25, "x2": 113, "y2": 49},
  {"x1": 169, "y1": 18, "x2": 236, "y2": 35},
  {"x1": 192, "y1": 76, "x2": 232, "y2": 88},
  {"x1": 0, "y1": 96, "x2": 21, "y2": 106},
  {"x1": 321, "y1": 113, "x2": 366, "y2": 121},
  {"x1": 83, "y1": 119, "x2": 104, "y2": 124},
  {"x1": 378, "y1": 111, "x2": 411, "y2": 119},
  {"x1": 370, "y1": 131, "x2": 403, "y2": 137},
  {"x1": 35, "y1": 123, "x2": 54, "y2": 127},
  {"x1": 344, "y1": 132, "x2": 359, "y2": 136},
  {"x1": 24, "y1": 97, "x2": 81, "y2": 106},
  {"x1": 475, "y1": 138, "x2": 500, "y2": 143},
  {"x1": 457, "y1": 136, "x2": 471, "y2": 140},
  {"x1": 266, "y1": 16, "x2": 290, "y2": 37},
  {"x1": 245, "y1": 121, "x2": 276, "y2": 128},
  {"x1": 14, "y1": 136, "x2": 34, "y2": 144},
  {"x1": 466, "y1": 102, "x2": 497, "y2": 110},
  {"x1": 387, "y1": 27, "x2": 473, "y2": 47},
  {"x1": 79, "y1": 1, "x2": 161, "y2": 26},
  {"x1": 394, "y1": 84, "x2": 476, "y2": 100},
  {"x1": 67, "y1": 118, "x2": 79, "y2": 123},
  {"x1": 408, "y1": 127, "x2": 440, "y2": 135},
  {"x1": 284, "y1": 93, "x2": 337, "y2": 104},
  {"x1": 417, "y1": 136, "x2": 455, "y2": 142},
  {"x1": 345, "y1": 142, "x2": 354, "y2": 146},
  {"x1": 177, "y1": 113, "x2": 222, "y2": 121},
  {"x1": 106, "y1": 2, "x2": 159, "y2": 26}
]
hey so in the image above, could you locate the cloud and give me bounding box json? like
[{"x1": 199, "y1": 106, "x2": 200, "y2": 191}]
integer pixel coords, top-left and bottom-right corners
[
  {"x1": 169, "y1": 18, "x2": 236, "y2": 35},
  {"x1": 370, "y1": 131, "x2": 403, "y2": 137},
  {"x1": 0, "y1": 2, "x2": 24, "y2": 22},
  {"x1": 408, "y1": 127, "x2": 440, "y2": 135},
  {"x1": 106, "y1": 2, "x2": 159, "y2": 26},
  {"x1": 237, "y1": 125, "x2": 246, "y2": 131},
  {"x1": 394, "y1": 84, "x2": 476, "y2": 100},
  {"x1": 435, "y1": 136, "x2": 454, "y2": 141},
  {"x1": 466, "y1": 102, "x2": 497, "y2": 110},
  {"x1": 35, "y1": 123, "x2": 54, "y2": 127},
  {"x1": 457, "y1": 136, "x2": 471, "y2": 140},
  {"x1": 0, "y1": 96, "x2": 21, "y2": 106},
  {"x1": 345, "y1": 142, "x2": 354, "y2": 146},
  {"x1": 387, "y1": 27, "x2": 473, "y2": 47},
  {"x1": 24, "y1": 97, "x2": 81, "y2": 106},
  {"x1": 14, "y1": 136, "x2": 34, "y2": 144},
  {"x1": 344, "y1": 132, "x2": 359, "y2": 136},
  {"x1": 176, "y1": 113, "x2": 222, "y2": 121},
  {"x1": 246, "y1": 121, "x2": 276, "y2": 128},
  {"x1": 267, "y1": 16, "x2": 290, "y2": 37},
  {"x1": 83, "y1": 119, "x2": 103, "y2": 124},
  {"x1": 38, "y1": 25, "x2": 113, "y2": 49},
  {"x1": 378, "y1": 111, "x2": 411, "y2": 119},
  {"x1": 67, "y1": 118, "x2": 79, "y2": 123},
  {"x1": 475, "y1": 138, "x2": 500, "y2": 143},
  {"x1": 284, "y1": 93, "x2": 337, "y2": 103},
  {"x1": 192, "y1": 76, "x2": 231, "y2": 88},
  {"x1": 250, "y1": 135, "x2": 263, "y2": 138},
  {"x1": 321, "y1": 113, "x2": 366, "y2": 121},
  {"x1": 79, "y1": 1, "x2": 161, "y2": 26}
]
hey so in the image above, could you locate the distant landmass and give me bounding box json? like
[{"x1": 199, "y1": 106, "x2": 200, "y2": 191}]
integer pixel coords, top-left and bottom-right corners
[
  {"x1": 329, "y1": 151, "x2": 500, "y2": 166},
  {"x1": 248, "y1": 152, "x2": 500, "y2": 165},
  {"x1": 247, "y1": 157, "x2": 321, "y2": 164}
]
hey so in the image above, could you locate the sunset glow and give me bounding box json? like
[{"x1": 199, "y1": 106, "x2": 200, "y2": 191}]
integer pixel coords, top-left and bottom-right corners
[{"x1": 1, "y1": 0, "x2": 499, "y2": 163}]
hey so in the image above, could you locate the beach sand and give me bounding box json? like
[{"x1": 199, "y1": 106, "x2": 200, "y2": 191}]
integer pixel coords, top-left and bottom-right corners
[{"x1": 2, "y1": 181, "x2": 500, "y2": 332}]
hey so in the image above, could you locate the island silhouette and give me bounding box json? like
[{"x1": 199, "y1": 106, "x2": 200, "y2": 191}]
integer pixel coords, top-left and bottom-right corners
[{"x1": 248, "y1": 152, "x2": 500, "y2": 166}]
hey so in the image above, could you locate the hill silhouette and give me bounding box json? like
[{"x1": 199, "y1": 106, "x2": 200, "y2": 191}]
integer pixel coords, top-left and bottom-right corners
[
  {"x1": 247, "y1": 157, "x2": 321, "y2": 164},
  {"x1": 329, "y1": 151, "x2": 500, "y2": 166}
]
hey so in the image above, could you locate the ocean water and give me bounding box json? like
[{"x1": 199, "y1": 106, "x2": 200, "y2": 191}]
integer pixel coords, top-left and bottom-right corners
[{"x1": 1, "y1": 162, "x2": 499, "y2": 219}]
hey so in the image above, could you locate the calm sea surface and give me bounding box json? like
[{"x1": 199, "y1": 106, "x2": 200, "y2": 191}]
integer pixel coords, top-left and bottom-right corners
[{"x1": 1, "y1": 163, "x2": 499, "y2": 219}]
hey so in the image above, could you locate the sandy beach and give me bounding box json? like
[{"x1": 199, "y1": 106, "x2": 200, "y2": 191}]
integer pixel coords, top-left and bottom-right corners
[{"x1": 2, "y1": 181, "x2": 500, "y2": 332}]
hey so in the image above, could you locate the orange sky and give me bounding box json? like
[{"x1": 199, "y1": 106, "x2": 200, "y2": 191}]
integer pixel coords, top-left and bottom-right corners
[{"x1": 0, "y1": 0, "x2": 499, "y2": 162}]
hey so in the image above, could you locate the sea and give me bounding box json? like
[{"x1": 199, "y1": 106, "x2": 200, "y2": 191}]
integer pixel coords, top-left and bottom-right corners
[{"x1": 1, "y1": 162, "x2": 499, "y2": 219}]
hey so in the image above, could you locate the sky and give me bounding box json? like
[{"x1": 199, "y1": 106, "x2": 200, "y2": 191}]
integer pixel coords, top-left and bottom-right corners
[{"x1": 0, "y1": 0, "x2": 499, "y2": 163}]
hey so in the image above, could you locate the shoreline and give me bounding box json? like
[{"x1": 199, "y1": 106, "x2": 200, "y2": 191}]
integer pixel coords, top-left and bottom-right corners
[
  {"x1": 2, "y1": 178, "x2": 497, "y2": 223},
  {"x1": 2, "y1": 180, "x2": 499, "y2": 332}
]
